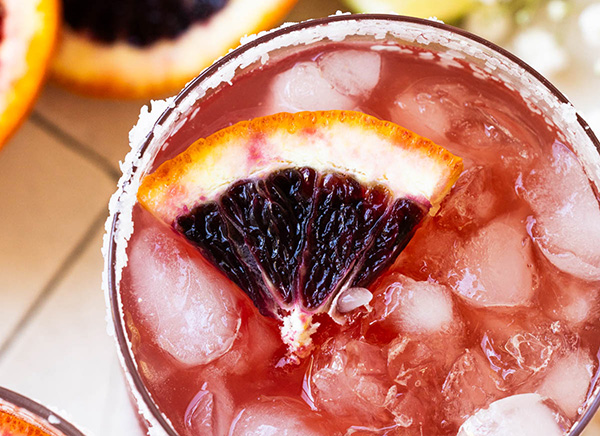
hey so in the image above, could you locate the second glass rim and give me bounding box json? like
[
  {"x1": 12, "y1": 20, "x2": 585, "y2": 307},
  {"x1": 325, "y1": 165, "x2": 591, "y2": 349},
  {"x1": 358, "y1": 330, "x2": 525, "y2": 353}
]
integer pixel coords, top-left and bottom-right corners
[{"x1": 0, "y1": 386, "x2": 86, "y2": 436}]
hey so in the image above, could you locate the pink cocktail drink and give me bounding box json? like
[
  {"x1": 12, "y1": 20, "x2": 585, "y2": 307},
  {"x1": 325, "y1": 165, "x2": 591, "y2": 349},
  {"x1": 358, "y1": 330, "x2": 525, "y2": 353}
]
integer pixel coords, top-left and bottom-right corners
[{"x1": 105, "y1": 15, "x2": 600, "y2": 436}]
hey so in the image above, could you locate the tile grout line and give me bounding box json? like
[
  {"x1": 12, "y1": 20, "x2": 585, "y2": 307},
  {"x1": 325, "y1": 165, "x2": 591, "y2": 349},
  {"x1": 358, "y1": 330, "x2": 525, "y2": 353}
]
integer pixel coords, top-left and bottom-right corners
[
  {"x1": 0, "y1": 209, "x2": 108, "y2": 361},
  {"x1": 29, "y1": 111, "x2": 122, "y2": 182}
]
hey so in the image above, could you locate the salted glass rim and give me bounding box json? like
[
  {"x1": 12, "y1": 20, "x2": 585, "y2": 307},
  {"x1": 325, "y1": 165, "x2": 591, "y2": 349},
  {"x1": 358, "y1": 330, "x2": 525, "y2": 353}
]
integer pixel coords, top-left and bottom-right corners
[
  {"x1": 0, "y1": 386, "x2": 86, "y2": 436},
  {"x1": 106, "y1": 13, "x2": 600, "y2": 436}
]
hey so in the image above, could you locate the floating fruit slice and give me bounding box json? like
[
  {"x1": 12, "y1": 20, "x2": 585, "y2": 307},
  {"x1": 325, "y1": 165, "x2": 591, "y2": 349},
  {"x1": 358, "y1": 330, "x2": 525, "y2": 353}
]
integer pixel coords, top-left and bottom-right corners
[
  {"x1": 343, "y1": 0, "x2": 476, "y2": 23},
  {"x1": 52, "y1": 0, "x2": 297, "y2": 98},
  {"x1": 138, "y1": 111, "x2": 463, "y2": 357},
  {"x1": 0, "y1": 0, "x2": 59, "y2": 149}
]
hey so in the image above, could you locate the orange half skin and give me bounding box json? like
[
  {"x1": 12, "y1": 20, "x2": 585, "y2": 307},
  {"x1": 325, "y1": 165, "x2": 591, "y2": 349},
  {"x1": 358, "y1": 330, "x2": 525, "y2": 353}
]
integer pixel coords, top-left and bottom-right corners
[
  {"x1": 51, "y1": 0, "x2": 298, "y2": 99},
  {"x1": 0, "y1": 0, "x2": 60, "y2": 150}
]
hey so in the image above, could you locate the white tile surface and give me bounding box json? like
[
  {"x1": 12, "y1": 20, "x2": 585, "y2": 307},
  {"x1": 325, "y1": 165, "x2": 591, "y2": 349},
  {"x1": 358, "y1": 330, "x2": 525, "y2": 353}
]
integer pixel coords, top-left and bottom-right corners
[
  {"x1": 0, "y1": 122, "x2": 115, "y2": 344},
  {"x1": 34, "y1": 84, "x2": 147, "y2": 171},
  {"x1": 0, "y1": 230, "x2": 141, "y2": 436}
]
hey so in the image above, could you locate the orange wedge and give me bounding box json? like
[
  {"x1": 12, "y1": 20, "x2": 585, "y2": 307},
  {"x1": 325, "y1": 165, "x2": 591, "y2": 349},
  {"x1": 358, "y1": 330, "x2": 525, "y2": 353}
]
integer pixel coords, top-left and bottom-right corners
[
  {"x1": 139, "y1": 110, "x2": 463, "y2": 357},
  {"x1": 51, "y1": 0, "x2": 297, "y2": 99},
  {"x1": 0, "y1": 0, "x2": 60, "y2": 149}
]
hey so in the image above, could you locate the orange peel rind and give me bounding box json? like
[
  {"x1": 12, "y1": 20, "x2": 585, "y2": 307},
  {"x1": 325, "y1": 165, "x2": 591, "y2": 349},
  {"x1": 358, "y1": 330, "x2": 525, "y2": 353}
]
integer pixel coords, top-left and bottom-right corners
[
  {"x1": 0, "y1": 0, "x2": 60, "y2": 149},
  {"x1": 139, "y1": 110, "x2": 463, "y2": 223}
]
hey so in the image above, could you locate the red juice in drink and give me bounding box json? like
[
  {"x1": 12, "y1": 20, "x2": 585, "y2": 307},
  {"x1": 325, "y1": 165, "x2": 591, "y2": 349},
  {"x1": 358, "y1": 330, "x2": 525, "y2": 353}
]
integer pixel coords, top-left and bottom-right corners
[{"x1": 105, "y1": 15, "x2": 600, "y2": 436}]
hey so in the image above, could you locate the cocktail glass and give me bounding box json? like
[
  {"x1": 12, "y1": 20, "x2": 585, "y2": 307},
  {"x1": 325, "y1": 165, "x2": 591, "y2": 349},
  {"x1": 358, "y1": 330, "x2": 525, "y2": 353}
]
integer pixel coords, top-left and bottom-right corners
[{"x1": 104, "y1": 14, "x2": 600, "y2": 436}]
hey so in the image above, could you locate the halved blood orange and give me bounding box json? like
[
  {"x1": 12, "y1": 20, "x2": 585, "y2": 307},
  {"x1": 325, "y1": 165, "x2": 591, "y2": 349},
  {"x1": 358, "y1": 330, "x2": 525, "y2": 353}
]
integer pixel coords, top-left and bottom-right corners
[
  {"x1": 51, "y1": 0, "x2": 297, "y2": 98},
  {"x1": 0, "y1": 0, "x2": 59, "y2": 149},
  {"x1": 138, "y1": 110, "x2": 463, "y2": 357}
]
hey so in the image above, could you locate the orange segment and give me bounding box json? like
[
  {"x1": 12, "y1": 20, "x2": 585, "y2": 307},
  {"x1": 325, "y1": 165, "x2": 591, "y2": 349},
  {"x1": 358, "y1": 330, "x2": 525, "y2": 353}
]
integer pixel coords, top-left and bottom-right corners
[
  {"x1": 139, "y1": 110, "x2": 463, "y2": 224},
  {"x1": 51, "y1": 0, "x2": 297, "y2": 99},
  {"x1": 0, "y1": 0, "x2": 60, "y2": 149}
]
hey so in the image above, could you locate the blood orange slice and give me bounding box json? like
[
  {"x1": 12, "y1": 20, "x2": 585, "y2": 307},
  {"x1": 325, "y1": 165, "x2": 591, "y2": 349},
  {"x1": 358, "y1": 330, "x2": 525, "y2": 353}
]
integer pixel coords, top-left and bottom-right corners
[
  {"x1": 138, "y1": 110, "x2": 463, "y2": 357},
  {"x1": 0, "y1": 0, "x2": 59, "y2": 149},
  {"x1": 52, "y1": 0, "x2": 297, "y2": 98}
]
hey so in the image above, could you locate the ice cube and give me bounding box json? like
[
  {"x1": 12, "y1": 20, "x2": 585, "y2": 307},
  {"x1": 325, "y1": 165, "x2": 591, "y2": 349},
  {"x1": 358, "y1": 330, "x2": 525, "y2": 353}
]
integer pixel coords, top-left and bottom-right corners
[
  {"x1": 387, "y1": 337, "x2": 434, "y2": 389},
  {"x1": 383, "y1": 386, "x2": 432, "y2": 434},
  {"x1": 268, "y1": 62, "x2": 356, "y2": 113},
  {"x1": 371, "y1": 274, "x2": 455, "y2": 335},
  {"x1": 442, "y1": 349, "x2": 503, "y2": 423},
  {"x1": 229, "y1": 397, "x2": 331, "y2": 436},
  {"x1": 391, "y1": 82, "x2": 454, "y2": 146},
  {"x1": 394, "y1": 223, "x2": 459, "y2": 283},
  {"x1": 310, "y1": 337, "x2": 391, "y2": 427},
  {"x1": 450, "y1": 216, "x2": 536, "y2": 307},
  {"x1": 392, "y1": 76, "x2": 543, "y2": 177},
  {"x1": 184, "y1": 385, "x2": 214, "y2": 435},
  {"x1": 446, "y1": 103, "x2": 520, "y2": 151},
  {"x1": 184, "y1": 380, "x2": 235, "y2": 436},
  {"x1": 436, "y1": 166, "x2": 498, "y2": 231},
  {"x1": 317, "y1": 50, "x2": 381, "y2": 98},
  {"x1": 477, "y1": 311, "x2": 573, "y2": 392},
  {"x1": 538, "y1": 270, "x2": 599, "y2": 326},
  {"x1": 559, "y1": 293, "x2": 595, "y2": 326},
  {"x1": 386, "y1": 333, "x2": 463, "y2": 395},
  {"x1": 519, "y1": 141, "x2": 600, "y2": 281},
  {"x1": 457, "y1": 393, "x2": 563, "y2": 436},
  {"x1": 537, "y1": 351, "x2": 595, "y2": 418},
  {"x1": 212, "y1": 314, "x2": 282, "y2": 376},
  {"x1": 128, "y1": 225, "x2": 241, "y2": 366}
]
